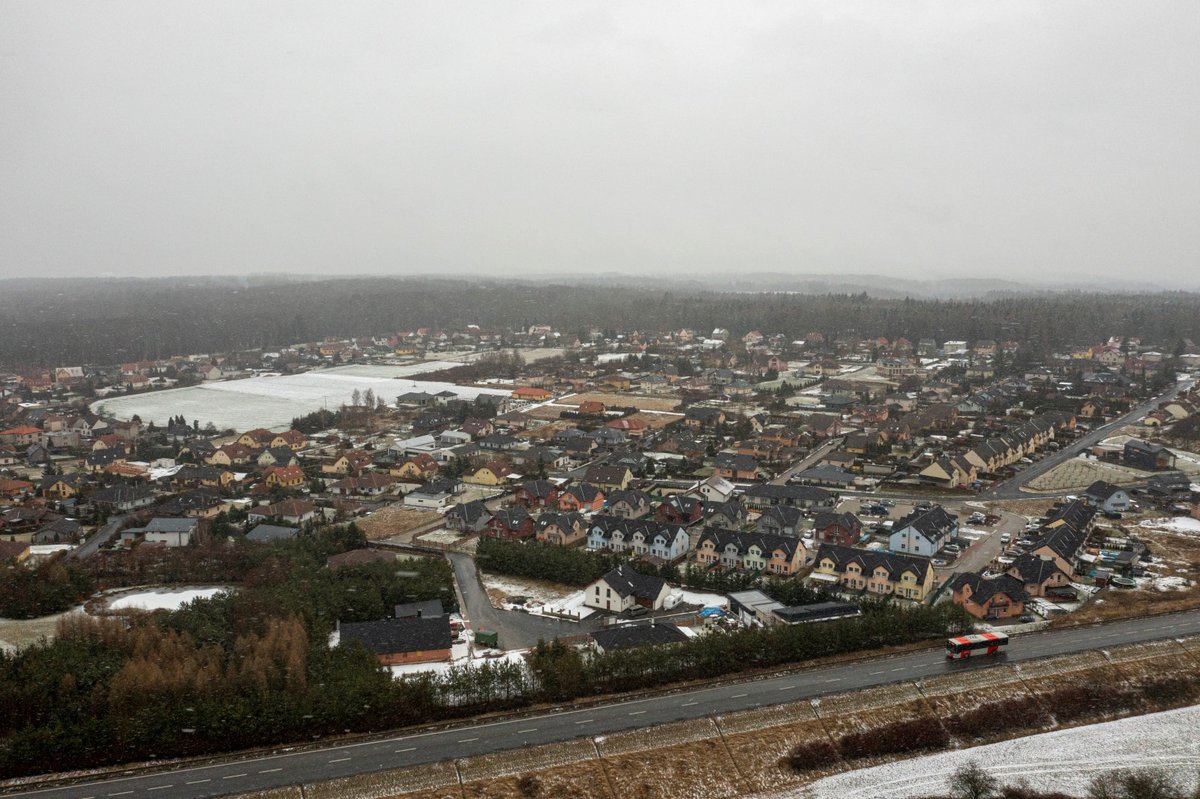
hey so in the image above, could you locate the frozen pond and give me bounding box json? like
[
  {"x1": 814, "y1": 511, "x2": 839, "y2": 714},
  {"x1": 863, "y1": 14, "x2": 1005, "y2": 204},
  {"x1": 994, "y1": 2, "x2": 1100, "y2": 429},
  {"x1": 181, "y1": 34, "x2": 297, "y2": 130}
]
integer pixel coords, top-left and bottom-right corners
[
  {"x1": 91, "y1": 363, "x2": 511, "y2": 431},
  {"x1": 107, "y1": 586, "x2": 231, "y2": 612}
]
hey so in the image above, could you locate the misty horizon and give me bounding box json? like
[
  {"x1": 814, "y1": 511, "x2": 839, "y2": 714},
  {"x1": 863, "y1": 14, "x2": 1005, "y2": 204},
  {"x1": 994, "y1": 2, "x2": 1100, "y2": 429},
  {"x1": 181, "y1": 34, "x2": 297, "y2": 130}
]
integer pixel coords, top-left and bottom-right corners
[{"x1": 3, "y1": 2, "x2": 1199, "y2": 285}]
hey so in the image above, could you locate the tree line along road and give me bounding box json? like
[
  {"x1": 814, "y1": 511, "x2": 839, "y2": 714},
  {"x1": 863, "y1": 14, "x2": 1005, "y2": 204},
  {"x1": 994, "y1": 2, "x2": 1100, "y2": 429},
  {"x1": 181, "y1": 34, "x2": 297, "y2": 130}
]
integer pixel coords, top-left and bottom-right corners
[{"x1": 8, "y1": 609, "x2": 1200, "y2": 799}]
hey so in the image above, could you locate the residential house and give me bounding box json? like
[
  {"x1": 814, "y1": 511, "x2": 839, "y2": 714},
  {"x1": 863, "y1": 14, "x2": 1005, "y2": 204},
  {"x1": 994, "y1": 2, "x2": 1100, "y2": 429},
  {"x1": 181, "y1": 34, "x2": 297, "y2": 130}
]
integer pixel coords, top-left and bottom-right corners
[
  {"x1": 246, "y1": 523, "x2": 300, "y2": 543},
  {"x1": 811, "y1": 511, "x2": 863, "y2": 547},
  {"x1": 337, "y1": 616, "x2": 453, "y2": 666},
  {"x1": 1083, "y1": 480, "x2": 1132, "y2": 513},
  {"x1": 464, "y1": 460, "x2": 512, "y2": 487},
  {"x1": 695, "y1": 527, "x2": 807, "y2": 575},
  {"x1": 810, "y1": 544, "x2": 935, "y2": 601},
  {"x1": 950, "y1": 572, "x2": 1029, "y2": 620},
  {"x1": 714, "y1": 452, "x2": 759, "y2": 481},
  {"x1": 693, "y1": 474, "x2": 736, "y2": 503},
  {"x1": 484, "y1": 507, "x2": 535, "y2": 540},
  {"x1": 702, "y1": 500, "x2": 746, "y2": 529},
  {"x1": 889, "y1": 505, "x2": 958, "y2": 557},
  {"x1": 558, "y1": 483, "x2": 605, "y2": 513},
  {"x1": 757, "y1": 505, "x2": 805, "y2": 538},
  {"x1": 123, "y1": 517, "x2": 198, "y2": 548},
  {"x1": 390, "y1": 453, "x2": 440, "y2": 481},
  {"x1": 257, "y1": 447, "x2": 299, "y2": 469},
  {"x1": 264, "y1": 465, "x2": 306, "y2": 490},
  {"x1": 605, "y1": 489, "x2": 653, "y2": 519},
  {"x1": 246, "y1": 499, "x2": 319, "y2": 525},
  {"x1": 445, "y1": 500, "x2": 491, "y2": 533},
  {"x1": 514, "y1": 479, "x2": 560, "y2": 509},
  {"x1": 742, "y1": 483, "x2": 834, "y2": 510},
  {"x1": 403, "y1": 478, "x2": 461, "y2": 509},
  {"x1": 330, "y1": 473, "x2": 397, "y2": 496},
  {"x1": 655, "y1": 494, "x2": 704, "y2": 525},
  {"x1": 590, "y1": 624, "x2": 689, "y2": 654},
  {"x1": 1007, "y1": 553, "x2": 1073, "y2": 598},
  {"x1": 535, "y1": 512, "x2": 587, "y2": 546},
  {"x1": 1123, "y1": 439, "x2": 1176, "y2": 471},
  {"x1": 583, "y1": 564, "x2": 670, "y2": 613},
  {"x1": 584, "y1": 465, "x2": 633, "y2": 492},
  {"x1": 323, "y1": 450, "x2": 374, "y2": 476},
  {"x1": 86, "y1": 485, "x2": 156, "y2": 513},
  {"x1": 586, "y1": 517, "x2": 690, "y2": 562}
]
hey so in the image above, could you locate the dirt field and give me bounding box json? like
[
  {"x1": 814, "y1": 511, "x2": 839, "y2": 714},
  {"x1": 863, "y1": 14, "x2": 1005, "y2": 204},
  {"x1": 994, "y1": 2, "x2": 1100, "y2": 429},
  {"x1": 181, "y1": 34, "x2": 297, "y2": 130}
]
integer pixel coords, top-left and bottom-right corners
[
  {"x1": 1063, "y1": 528, "x2": 1200, "y2": 624},
  {"x1": 356, "y1": 505, "x2": 441, "y2": 541},
  {"x1": 0, "y1": 608, "x2": 84, "y2": 652},
  {"x1": 557, "y1": 393, "x2": 683, "y2": 413}
]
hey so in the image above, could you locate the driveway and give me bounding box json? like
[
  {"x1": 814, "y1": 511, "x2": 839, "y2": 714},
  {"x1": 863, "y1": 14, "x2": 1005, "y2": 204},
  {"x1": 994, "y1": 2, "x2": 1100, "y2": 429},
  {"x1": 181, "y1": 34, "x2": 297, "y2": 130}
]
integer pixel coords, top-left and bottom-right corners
[{"x1": 447, "y1": 552, "x2": 603, "y2": 649}]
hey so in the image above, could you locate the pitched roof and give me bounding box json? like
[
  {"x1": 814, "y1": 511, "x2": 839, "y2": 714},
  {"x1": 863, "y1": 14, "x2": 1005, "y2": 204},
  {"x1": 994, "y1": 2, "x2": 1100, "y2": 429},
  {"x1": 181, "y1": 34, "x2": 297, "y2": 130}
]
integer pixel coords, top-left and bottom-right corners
[
  {"x1": 815, "y1": 543, "x2": 932, "y2": 581},
  {"x1": 698, "y1": 526, "x2": 801, "y2": 559},
  {"x1": 246, "y1": 523, "x2": 300, "y2": 543},
  {"x1": 598, "y1": 564, "x2": 668, "y2": 601},
  {"x1": 1008, "y1": 553, "x2": 1069, "y2": 585},
  {"x1": 950, "y1": 571, "x2": 1030, "y2": 605}
]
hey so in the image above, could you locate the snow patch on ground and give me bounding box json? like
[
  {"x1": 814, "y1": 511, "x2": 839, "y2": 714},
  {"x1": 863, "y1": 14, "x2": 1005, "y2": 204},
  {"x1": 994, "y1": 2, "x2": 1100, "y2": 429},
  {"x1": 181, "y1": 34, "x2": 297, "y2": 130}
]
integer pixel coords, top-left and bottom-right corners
[
  {"x1": 1138, "y1": 516, "x2": 1200, "y2": 535},
  {"x1": 107, "y1": 586, "x2": 229, "y2": 611},
  {"x1": 783, "y1": 705, "x2": 1200, "y2": 798}
]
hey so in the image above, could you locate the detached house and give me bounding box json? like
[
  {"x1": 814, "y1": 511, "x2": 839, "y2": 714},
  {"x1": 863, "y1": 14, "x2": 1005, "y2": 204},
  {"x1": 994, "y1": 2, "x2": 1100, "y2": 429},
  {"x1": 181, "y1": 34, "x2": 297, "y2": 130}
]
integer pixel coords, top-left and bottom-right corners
[
  {"x1": 1083, "y1": 480, "x2": 1132, "y2": 513},
  {"x1": 950, "y1": 572, "x2": 1028, "y2": 620},
  {"x1": 535, "y1": 512, "x2": 587, "y2": 546},
  {"x1": 811, "y1": 511, "x2": 863, "y2": 547},
  {"x1": 757, "y1": 505, "x2": 805, "y2": 538},
  {"x1": 605, "y1": 489, "x2": 653, "y2": 519},
  {"x1": 584, "y1": 565, "x2": 670, "y2": 613},
  {"x1": 484, "y1": 507, "x2": 535, "y2": 540},
  {"x1": 558, "y1": 483, "x2": 605, "y2": 513},
  {"x1": 514, "y1": 479, "x2": 560, "y2": 509},
  {"x1": 264, "y1": 465, "x2": 305, "y2": 490},
  {"x1": 889, "y1": 505, "x2": 958, "y2": 557},
  {"x1": 714, "y1": 452, "x2": 759, "y2": 481},
  {"x1": 584, "y1": 465, "x2": 633, "y2": 492},
  {"x1": 445, "y1": 500, "x2": 491, "y2": 533}
]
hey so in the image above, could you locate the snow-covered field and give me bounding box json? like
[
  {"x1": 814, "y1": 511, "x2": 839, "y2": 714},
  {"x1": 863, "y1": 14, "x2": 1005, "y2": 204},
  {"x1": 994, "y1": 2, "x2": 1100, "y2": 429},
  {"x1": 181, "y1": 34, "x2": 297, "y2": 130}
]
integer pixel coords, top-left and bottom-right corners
[
  {"x1": 91, "y1": 363, "x2": 511, "y2": 431},
  {"x1": 107, "y1": 586, "x2": 230, "y2": 611},
  {"x1": 786, "y1": 705, "x2": 1200, "y2": 798},
  {"x1": 1138, "y1": 516, "x2": 1200, "y2": 535}
]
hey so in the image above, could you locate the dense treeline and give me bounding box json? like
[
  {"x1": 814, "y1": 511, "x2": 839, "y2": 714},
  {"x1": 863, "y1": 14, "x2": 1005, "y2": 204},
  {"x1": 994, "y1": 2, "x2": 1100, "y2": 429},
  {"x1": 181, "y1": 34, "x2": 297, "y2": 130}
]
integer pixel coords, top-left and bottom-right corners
[
  {"x1": 2, "y1": 276, "x2": 1200, "y2": 366},
  {"x1": 474, "y1": 536, "x2": 624, "y2": 586},
  {"x1": 0, "y1": 561, "x2": 94, "y2": 619},
  {"x1": 0, "y1": 530, "x2": 456, "y2": 775}
]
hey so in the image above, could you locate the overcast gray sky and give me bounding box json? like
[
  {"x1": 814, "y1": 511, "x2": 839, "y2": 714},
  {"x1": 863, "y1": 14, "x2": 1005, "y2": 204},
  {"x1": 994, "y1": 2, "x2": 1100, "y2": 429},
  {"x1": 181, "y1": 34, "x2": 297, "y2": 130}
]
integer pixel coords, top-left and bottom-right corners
[{"x1": 2, "y1": 2, "x2": 1198, "y2": 285}]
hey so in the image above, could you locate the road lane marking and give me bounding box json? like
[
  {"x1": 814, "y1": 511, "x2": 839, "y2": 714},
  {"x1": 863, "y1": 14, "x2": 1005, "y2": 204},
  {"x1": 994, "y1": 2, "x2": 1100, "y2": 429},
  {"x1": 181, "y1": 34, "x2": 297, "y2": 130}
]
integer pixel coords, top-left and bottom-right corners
[
  {"x1": 223, "y1": 773, "x2": 248, "y2": 779},
  {"x1": 147, "y1": 786, "x2": 173, "y2": 791},
  {"x1": 259, "y1": 768, "x2": 283, "y2": 774},
  {"x1": 517, "y1": 728, "x2": 537, "y2": 734},
  {"x1": 824, "y1": 678, "x2": 842, "y2": 683},
  {"x1": 328, "y1": 757, "x2": 351, "y2": 763},
  {"x1": 629, "y1": 710, "x2": 646, "y2": 715},
  {"x1": 574, "y1": 719, "x2": 593, "y2": 724},
  {"x1": 869, "y1": 670, "x2": 885, "y2": 675},
  {"x1": 778, "y1": 685, "x2": 795, "y2": 691},
  {"x1": 395, "y1": 747, "x2": 417, "y2": 753},
  {"x1": 459, "y1": 737, "x2": 479, "y2": 743},
  {"x1": 185, "y1": 780, "x2": 210, "y2": 785},
  {"x1": 108, "y1": 793, "x2": 133, "y2": 797}
]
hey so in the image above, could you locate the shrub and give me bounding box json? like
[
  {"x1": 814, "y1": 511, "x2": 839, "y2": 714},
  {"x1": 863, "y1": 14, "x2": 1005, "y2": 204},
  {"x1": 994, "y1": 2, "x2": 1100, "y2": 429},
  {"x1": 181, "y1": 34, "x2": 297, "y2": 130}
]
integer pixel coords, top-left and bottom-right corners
[
  {"x1": 782, "y1": 739, "x2": 840, "y2": 772},
  {"x1": 945, "y1": 695, "x2": 1050, "y2": 740},
  {"x1": 837, "y1": 717, "x2": 949, "y2": 760}
]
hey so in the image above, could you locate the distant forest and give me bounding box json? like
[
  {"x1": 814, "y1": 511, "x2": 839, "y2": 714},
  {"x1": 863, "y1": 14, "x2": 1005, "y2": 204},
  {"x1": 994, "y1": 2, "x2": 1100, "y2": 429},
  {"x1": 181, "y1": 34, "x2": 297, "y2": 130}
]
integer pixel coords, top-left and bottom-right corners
[{"x1": 2, "y1": 276, "x2": 1199, "y2": 367}]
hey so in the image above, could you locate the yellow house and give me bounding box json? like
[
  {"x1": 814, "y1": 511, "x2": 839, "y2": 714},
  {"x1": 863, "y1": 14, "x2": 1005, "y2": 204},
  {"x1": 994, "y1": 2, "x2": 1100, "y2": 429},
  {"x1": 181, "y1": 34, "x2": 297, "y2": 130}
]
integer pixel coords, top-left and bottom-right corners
[
  {"x1": 322, "y1": 450, "x2": 374, "y2": 475},
  {"x1": 264, "y1": 465, "x2": 306, "y2": 489},
  {"x1": 810, "y1": 543, "x2": 935, "y2": 602},
  {"x1": 389, "y1": 453, "x2": 439, "y2": 481},
  {"x1": 464, "y1": 460, "x2": 511, "y2": 486}
]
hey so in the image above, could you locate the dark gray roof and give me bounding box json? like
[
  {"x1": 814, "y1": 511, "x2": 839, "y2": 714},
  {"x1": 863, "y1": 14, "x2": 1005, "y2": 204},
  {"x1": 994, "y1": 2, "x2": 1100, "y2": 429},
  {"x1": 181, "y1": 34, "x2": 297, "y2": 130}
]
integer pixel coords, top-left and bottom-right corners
[
  {"x1": 591, "y1": 623, "x2": 688, "y2": 651},
  {"x1": 814, "y1": 543, "x2": 933, "y2": 581},
  {"x1": 773, "y1": 601, "x2": 860, "y2": 624},
  {"x1": 950, "y1": 571, "x2": 1030, "y2": 605},
  {"x1": 338, "y1": 616, "x2": 452, "y2": 655},
  {"x1": 246, "y1": 523, "x2": 300, "y2": 543},
  {"x1": 393, "y1": 600, "x2": 444, "y2": 619},
  {"x1": 599, "y1": 564, "x2": 667, "y2": 601}
]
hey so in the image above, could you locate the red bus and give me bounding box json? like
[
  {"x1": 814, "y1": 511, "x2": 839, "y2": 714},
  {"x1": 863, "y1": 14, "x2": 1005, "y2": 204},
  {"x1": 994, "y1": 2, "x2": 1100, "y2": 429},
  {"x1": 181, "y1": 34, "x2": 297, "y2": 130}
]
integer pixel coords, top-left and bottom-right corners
[{"x1": 945, "y1": 631, "x2": 1009, "y2": 659}]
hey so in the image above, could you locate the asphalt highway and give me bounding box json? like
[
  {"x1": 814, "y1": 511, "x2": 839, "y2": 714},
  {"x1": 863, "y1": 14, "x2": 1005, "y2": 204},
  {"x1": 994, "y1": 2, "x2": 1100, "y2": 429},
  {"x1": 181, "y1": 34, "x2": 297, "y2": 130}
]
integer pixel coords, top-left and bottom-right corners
[{"x1": 10, "y1": 609, "x2": 1200, "y2": 799}]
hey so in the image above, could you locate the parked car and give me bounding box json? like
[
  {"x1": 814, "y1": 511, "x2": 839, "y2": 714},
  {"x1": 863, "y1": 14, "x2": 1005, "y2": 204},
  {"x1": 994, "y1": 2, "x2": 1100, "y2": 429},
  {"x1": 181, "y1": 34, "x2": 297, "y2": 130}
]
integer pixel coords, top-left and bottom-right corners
[{"x1": 1018, "y1": 614, "x2": 1035, "y2": 623}]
